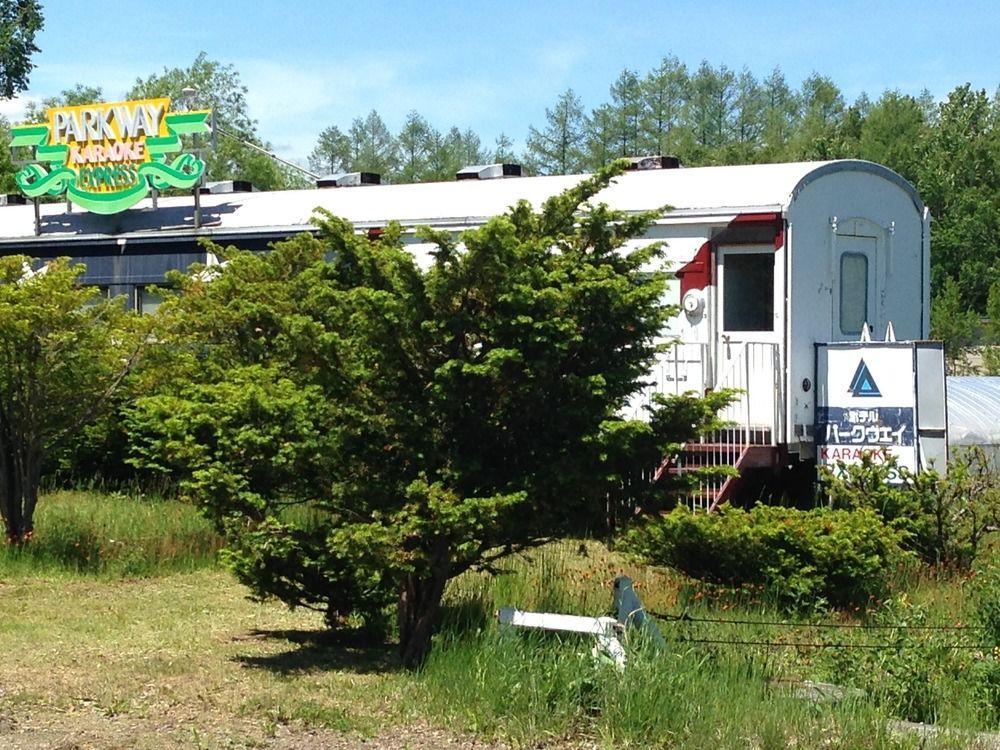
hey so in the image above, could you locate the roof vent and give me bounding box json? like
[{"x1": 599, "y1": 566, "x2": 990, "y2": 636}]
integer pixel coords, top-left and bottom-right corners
[
  {"x1": 625, "y1": 155, "x2": 681, "y2": 171},
  {"x1": 456, "y1": 163, "x2": 522, "y2": 181},
  {"x1": 199, "y1": 180, "x2": 257, "y2": 195},
  {"x1": 316, "y1": 172, "x2": 381, "y2": 188},
  {"x1": 0, "y1": 193, "x2": 27, "y2": 207}
]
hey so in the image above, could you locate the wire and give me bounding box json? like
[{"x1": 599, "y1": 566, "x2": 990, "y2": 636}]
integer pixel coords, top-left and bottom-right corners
[
  {"x1": 647, "y1": 610, "x2": 984, "y2": 632},
  {"x1": 674, "y1": 637, "x2": 986, "y2": 650}
]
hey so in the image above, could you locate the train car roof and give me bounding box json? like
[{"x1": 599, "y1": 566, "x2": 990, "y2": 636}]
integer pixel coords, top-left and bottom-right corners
[{"x1": 0, "y1": 159, "x2": 921, "y2": 253}]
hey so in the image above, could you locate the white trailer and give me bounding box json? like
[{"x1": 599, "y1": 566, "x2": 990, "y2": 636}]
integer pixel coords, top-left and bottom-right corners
[{"x1": 0, "y1": 158, "x2": 935, "y2": 506}]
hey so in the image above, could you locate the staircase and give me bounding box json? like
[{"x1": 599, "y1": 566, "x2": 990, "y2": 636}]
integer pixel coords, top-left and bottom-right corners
[
  {"x1": 653, "y1": 341, "x2": 784, "y2": 512},
  {"x1": 655, "y1": 431, "x2": 780, "y2": 511}
]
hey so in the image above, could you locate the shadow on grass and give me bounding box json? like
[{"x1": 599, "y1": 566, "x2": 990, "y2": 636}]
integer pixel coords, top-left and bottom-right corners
[{"x1": 233, "y1": 627, "x2": 400, "y2": 675}]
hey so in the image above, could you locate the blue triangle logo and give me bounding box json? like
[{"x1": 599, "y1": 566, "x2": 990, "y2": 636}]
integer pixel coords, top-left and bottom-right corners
[{"x1": 848, "y1": 359, "x2": 881, "y2": 397}]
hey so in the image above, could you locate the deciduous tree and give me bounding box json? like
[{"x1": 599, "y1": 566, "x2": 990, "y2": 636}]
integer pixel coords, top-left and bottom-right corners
[
  {"x1": 127, "y1": 53, "x2": 295, "y2": 190},
  {"x1": 0, "y1": 257, "x2": 143, "y2": 543},
  {"x1": 0, "y1": 0, "x2": 43, "y2": 99}
]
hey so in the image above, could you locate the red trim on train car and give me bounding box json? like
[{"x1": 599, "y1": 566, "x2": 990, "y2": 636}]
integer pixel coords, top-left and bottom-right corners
[
  {"x1": 676, "y1": 241, "x2": 712, "y2": 295},
  {"x1": 728, "y1": 212, "x2": 781, "y2": 225}
]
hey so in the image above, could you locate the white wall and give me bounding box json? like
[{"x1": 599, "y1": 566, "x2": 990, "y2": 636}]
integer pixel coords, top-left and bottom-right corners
[{"x1": 786, "y1": 170, "x2": 926, "y2": 456}]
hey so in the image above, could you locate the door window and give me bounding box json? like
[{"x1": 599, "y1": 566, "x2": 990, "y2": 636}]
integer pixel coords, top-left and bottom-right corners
[
  {"x1": 722, "y1": 252, "x2": 774, "y2": 331},
  {"x1": 839, "y1": 252, "x2": 869, "y2": 335}
]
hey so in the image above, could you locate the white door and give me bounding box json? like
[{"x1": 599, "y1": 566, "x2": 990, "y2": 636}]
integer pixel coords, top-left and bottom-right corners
[
  {"x1": 715, "y1": 245, "x2": 781, "y2": 433},
  {"x1": 833, "y1": 234, "x2": 878, "y2": 340}
]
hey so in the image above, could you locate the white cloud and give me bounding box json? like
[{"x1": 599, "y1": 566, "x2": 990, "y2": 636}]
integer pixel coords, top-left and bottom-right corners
[{"x1": 0, "y1": 93, "x2": 37, "y2": 122}]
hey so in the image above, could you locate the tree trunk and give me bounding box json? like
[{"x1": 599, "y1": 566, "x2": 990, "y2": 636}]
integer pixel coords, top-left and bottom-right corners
[
  {"x1": 397, "y1": 552, "x2": 451, "y2": 669},
  {"x1": 0, "y1": 427, "x2": 39, "y2": 545}
]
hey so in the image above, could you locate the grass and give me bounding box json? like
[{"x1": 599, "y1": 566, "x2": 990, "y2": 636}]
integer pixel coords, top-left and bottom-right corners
[
  {"x1": 414, "y1": 541, "x2": 994, "y2": 748},
  {"x1": 0, "y1": 493, "x2": 996, "y2": 748},
  {"x1": 0, "y1": 489, "x2": 222, "y2": 577}
]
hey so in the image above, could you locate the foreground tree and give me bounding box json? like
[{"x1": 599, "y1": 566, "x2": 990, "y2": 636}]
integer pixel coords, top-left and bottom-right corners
[
  {"x1": 129, "y1": 164, "x2": 672, "y2": 667},
  {"x1": 0, "y1": 258, "x2": 143, "y2": 543}
]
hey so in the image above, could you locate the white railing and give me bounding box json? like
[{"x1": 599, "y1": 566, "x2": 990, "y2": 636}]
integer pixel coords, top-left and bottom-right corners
[
  {"x1": 669, "y1": 341, "x2": 783, "y2": 512},
  {"x1": 714, "y1": 340, "x2": 782, "y2": 446}
]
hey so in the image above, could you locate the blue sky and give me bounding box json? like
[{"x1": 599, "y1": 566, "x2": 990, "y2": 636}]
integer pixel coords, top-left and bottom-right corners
[{"x1": 7, "y1": 0, "x2": 999, "y2": 165}]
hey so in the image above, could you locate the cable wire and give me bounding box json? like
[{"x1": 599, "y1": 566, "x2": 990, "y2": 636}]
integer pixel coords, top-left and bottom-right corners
[
  {"x1": 674, "y1": 636, "x2": 986, "y2": 650},
  {"x1": 647, "y1": 610, "x2": 984, "y2": 632}
]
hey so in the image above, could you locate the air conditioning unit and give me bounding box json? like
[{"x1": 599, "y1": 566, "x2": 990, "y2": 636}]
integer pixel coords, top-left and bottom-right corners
[
  {"x1": 316, "y1": 172, "x2": 382, "y2": 188},
  {"x1": 625, "y1": 155, "x2": 681, "y2": 171},
  {"x1": 456, "y1": 163, "x2": 523, "y2": 180},
  {"x1": 199, "y1": 180, "x2": 257, "y2": 194}
]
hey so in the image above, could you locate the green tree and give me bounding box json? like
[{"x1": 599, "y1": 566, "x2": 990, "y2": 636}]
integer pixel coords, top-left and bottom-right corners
[
  {"x1": 685, "y1": 61, "x2": 737, "y2": 155},
  {"x1": 449, "y1": 126, "x2": 488, "y2": 167},
  {"x1": 982, "y1": 280, "x2": 1000, "y2": 375},
  {"x1": 0, "y1": 0, "x2": 43, "y2": 99},
  {"x1": 931, "y1": 275, "x2": 980, "y2": 372},
  {"x1": 0, "y1": 257, "x2": 143, "y2": 543},
  {"x1": 608, "y1": 69, "x2": 644, "y2": 158},
  {"x1": 395, "y1": 111, "x2": 434, "y2": 182},
  {"x1": 525, "y1": 88, "x2": 587, "y2": 174},
  {"x1": 423, "y1": 127, "x2": 462, "y2": 181},
  {"x1": 127, "y1": 52, "x2": 292, "y2": 190},
  {"x1": 759, "y1": 67, "x2": 799, "y2": 160},
  {"x1": 917, "y1": 84, "x2": 1000, "y2": 311},
  {"x1": 788, "y1": 73, "x2": 846, "y2": 159},
  {"x1": 584, "y1": 104, "x2": 617, "y2": 169},
  {"x1": 345, "y1": 110, "x2": 399, "y2": 177},
  {"x1": 0, "y1": 117, "x2": 15, "y2": 192},
  {"x1": 128, "y1": 164, "x2": 672, "y2": 667},
  {"x1": 858, "y1": 91, "x2": 926, "y2": 181},
  {"x1": 22, "y1": 84, "x2": 104, "y2": 123},
  {"x1": 640, "y1": 55, "x2": 690, "y2": 156},
  {"x1": 491, "y1": 132, "x2": 516, "y2": 164},
  {"x1": 308, "y1": 125, "x2": 351, "y2": 176}
]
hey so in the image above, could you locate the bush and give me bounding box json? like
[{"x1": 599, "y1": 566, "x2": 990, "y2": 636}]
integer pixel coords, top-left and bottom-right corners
[
  {"x1": 823, "y1": 449, "x2": 1000, "y2": 568},
  {"x1": 622, "y1": 504, "x2": 910, "y2": 610}
]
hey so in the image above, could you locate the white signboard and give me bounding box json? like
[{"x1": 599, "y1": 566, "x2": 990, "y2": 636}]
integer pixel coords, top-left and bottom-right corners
[{"x1": 815, "y1": 345, "x2": 916, "y2": 474}]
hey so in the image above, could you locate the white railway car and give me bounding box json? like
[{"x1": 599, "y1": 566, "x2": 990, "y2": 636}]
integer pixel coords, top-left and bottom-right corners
[{"x1": 0, "y1": 158, "x2": 932, "y2": 505}]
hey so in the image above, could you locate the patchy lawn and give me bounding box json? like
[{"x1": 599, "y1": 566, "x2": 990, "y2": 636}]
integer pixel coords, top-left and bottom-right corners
[{"x1": 0, "y1": 568, "x2": 507, "y2": 749}]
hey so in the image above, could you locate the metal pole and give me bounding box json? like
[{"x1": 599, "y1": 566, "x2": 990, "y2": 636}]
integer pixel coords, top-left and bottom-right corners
[
  {"x1": 33, "y1": 198, "x2": 40, "y2": 235},
  {"x1": 214, "y1": 126, "x2": 321, "y2": 181}
]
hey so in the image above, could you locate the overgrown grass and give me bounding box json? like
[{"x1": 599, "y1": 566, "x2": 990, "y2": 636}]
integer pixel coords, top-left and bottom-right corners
[
  {"x1": 0, "y1": 489, "x2": 222, "y2": 577},
  {"x1": 414, "y1": 541, "x2": 996, "y2": 748},
  {"x1": 2, "y1": 498, "x2": 995, "y2": 747}
]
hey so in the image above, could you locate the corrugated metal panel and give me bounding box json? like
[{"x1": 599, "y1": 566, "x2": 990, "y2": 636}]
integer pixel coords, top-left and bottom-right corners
[
  {"x1": 0, "y1": 160, "x2": 916, "y2": 247},
  {"x1": 947, "y1": 376, "x2": 1000, "y2": 446}
]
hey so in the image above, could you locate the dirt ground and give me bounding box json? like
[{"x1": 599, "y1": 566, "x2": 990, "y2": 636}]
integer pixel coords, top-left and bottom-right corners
[{"x1": 0, "y1": 710, "x2": 513, "y2": 750}]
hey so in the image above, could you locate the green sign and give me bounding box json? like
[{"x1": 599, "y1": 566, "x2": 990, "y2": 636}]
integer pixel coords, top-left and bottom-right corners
[{"x1": 10, "y1": 97, "x2": 211, "y2": 215}]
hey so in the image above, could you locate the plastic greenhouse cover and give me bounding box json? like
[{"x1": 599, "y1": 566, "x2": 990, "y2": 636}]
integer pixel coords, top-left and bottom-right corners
[{"x1": 947, "y1": 376, "x2": 1000, "y2": 446}]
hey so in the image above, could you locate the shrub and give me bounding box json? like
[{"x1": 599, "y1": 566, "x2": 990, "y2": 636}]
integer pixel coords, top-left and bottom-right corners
[
  {"x1": 823, "y1": 449, "x2": 1000, "y2": 568},
  {"x1": 622, "y1": 504, "x2": 910, "y2": 610}
]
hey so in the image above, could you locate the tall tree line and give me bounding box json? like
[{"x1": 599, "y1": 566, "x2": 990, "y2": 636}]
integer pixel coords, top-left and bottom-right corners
[
  {"x1": 309, "y1": 59, "x2": 1000, "y2": 319},
  {"x1": 308, "y1": 109, "x2": 515, "y2": 184}
]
